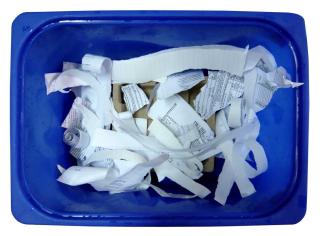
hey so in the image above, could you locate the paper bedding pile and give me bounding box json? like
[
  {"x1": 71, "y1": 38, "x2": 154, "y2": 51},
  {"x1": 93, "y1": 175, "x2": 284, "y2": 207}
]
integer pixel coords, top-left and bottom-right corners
[{"x1": 45, "y1": 45, "x2": 302, "y2": 205}]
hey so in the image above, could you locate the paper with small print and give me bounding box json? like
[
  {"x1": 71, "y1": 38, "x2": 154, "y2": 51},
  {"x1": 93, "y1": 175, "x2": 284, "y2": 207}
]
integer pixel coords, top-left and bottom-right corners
[
  {"x1": 194, "y1": 71, "x2": 244, "y2": 119},
  {"x1": 157, "y1": 70, "x2": 205, "y2": 99},
  {"x1": 121, "y1": 84, "x2": 149, "y2": 113}
]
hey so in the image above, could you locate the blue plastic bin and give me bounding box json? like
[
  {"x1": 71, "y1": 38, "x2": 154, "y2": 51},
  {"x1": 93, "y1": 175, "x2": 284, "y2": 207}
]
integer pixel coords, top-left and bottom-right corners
[{"x1": 10, "y1": 11, "x2": 309, "y2": 226}]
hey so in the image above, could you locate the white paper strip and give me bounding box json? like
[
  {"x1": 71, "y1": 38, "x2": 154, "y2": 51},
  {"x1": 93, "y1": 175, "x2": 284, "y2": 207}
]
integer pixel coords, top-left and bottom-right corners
[
  {"x1": 148, "y1": 119, "x2": 183, "y2": 149},
  {"x1": 155, "y1": 161, "x2": 211, "y2": 198},
  {"x1": 156, "y1": 70, "x2": 205, "y2": 99},
  {"x1": 169, "y1": 158, "x2": 203, "y2": 180},
  {"x1": 91, "y1": 154, "x2": 168, "y2": 193},
  {"x1": 149, "y1": 184, "x2": 196, "y2": 199},
  {"x1": 112, "y1": 45, "x2": 248, "y2": 84},
  {"x1": 135, "y1": 118, "x2": 148, "y2": 135},
  {"x1": 148, "y1": 118, "x2": 203, "y2": 180},
  {"x1": 57, "y1": 166, "x2": 109, "y2": 186},
  {"x1": 91, "y1": 129, "x2": 146, "y2": 151},
  {"x1": 245, "y1": 45, "x2": 277, "y2": 72},
  {"x1": 45, "y1": 69, "x2": 91, "y2": 95},
  {"x1": 214, "y1": 110, "x2": 255, "y2": 205},
  {"x1": 227, "y1": 98, "x2": 243, "y2": 128},
  {"x1": 83, "y1": 149, "x2": 146, "y2": 167},
  {"x1": 62, "y1": 61, "x2": 81, "y2": 71}
]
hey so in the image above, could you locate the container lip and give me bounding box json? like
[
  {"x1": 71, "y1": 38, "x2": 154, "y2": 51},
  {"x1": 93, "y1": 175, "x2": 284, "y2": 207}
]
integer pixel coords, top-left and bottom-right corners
[{"x1": 10, "y1": 11, "x2": 309, "y2": 226}]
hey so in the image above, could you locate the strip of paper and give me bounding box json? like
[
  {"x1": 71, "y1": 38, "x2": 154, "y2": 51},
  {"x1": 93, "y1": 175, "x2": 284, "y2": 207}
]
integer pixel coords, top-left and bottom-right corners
[
  {"x1": 155, "y1": 161, "x2": 211, "y2": 198},
  {"x1": 112, "y1": 45, "x2": 248, "y2": 83},
  {"x1": 57, "y1": 166, "x2": 109, "y2": 186},
  {"x1": 156, "y1": 70, "x2": 205, "y2": 99}
]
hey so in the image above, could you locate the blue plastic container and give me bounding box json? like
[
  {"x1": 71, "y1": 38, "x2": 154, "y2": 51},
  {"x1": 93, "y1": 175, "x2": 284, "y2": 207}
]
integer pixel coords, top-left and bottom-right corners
[{"x1": 10, "y1": 11, "x2": 309, "y2": 226}]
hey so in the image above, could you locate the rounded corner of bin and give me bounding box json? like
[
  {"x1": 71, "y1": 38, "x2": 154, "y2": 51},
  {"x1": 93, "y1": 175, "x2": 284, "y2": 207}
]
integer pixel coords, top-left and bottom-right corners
[
  {"x1": 11, "y1": 204, "x2": 32, "y2": 225},
  {"x1": 12, "y1": 12, "x2": 30, "y2": 29},
  {"x1": 292, "y1": 206, "x2": 307, "y2": 225}
]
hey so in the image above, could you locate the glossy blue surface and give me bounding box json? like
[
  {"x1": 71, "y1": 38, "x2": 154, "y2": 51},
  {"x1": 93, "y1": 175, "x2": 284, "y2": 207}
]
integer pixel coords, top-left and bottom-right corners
[{"x1": 11, "y1": 11, "x2": 309, "y2": 226}]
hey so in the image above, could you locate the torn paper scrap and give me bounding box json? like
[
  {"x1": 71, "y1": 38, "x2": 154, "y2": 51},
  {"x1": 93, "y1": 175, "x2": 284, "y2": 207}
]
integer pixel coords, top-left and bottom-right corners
[
  {"x1": 121, "y1": 84, "x2": 149, "y2": 113},
  {"x1": 83, "y1": 149, "x2": 145, "y2": 169},
  {"x1": 91, "y1": 154, "x2": 168, "y2": 193},
  {"x1": 175, "y1": 123, "x2": 204, "y2": 150},
  {"x1": 57, "y1": 166, "x2": 109, "y2": 186},
  {"x1": 45, "y1": 69, "x2": 91, "y2": 95},
  {"x1": 148, "y1": 119, "x2": 203, "y2": 180},
  {"x1": 155, "y1": 161, "x2": 211, "y2": 198},
  {"x1": 46, "y1": 60, "x2": 112, "y2": 127},
  {"x1": 271, "y1": 66, "x2": 303, "y2": 88},
  {"x1": 112, "y1": 45, "x2": 248, "y2": 84},
  {"x1": 149, "y1": 184, "x2": 196, "y2": 199},
  {"x1": 80, "y1": 54, "x2": 113, "y2": 126},
  {"x1": 62, "y1": 97, "x2": 101, "y2": 135},
  {"x1": 82, "y1": 54, "x2": 112, "y2": 75},
  {"x1": 243, "y1": 68, "x2": 272, "y2": 111},
  {"x1": 169, "y1": 158, "x2": 203, "y2": 180},
  {"x1": 62, "y1": 61, "x2": 81, "y2": 71},
  {"x1": 61, "y1": 98, "x2": 84, "y2": 129},
  {"x1": 245, "y1": 45, "x2": 277, "y2": 72},
  {"x1": 148, "y1": 119, "x2": 183, "y2": 149},
  {"x1": 243, "y1": 67, "x2": 302, "y2": 112},
  {"x1": 109, "y1": 154, "x2": 168, "y2": 193},
  {"x1": 149, "y1": 95, "x2": 215, "y2": 149},
  {"x1": 194, "y1": 70, "x2": 244, "y2": 119},
  {"x1": 91, "y1": 129, "x2": 146, "y2": 151},
  {"x1": 226, "y1": 98, "x2": 243, "y2": 129},
  {"x1": 214, "y1": 110, "x2": 256, "y2": 205},
  {"x1": 90, "y1": 149, "x2": 146, "y2": 176},
  {"x1": 157, "y1": 70, "x2": 205, "y2": 99}
]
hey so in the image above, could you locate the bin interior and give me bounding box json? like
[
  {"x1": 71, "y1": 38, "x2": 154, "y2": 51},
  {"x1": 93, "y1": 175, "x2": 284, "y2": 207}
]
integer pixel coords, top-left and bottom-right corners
[{"x1": 20, "y1": 19, "x2": 298, "y2": 220}]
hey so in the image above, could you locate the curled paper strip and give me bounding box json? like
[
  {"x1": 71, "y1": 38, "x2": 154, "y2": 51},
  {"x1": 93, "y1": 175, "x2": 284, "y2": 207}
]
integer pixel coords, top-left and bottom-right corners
[{"x1": 63, "y1": 128, "x2": 90, "y2": 149}]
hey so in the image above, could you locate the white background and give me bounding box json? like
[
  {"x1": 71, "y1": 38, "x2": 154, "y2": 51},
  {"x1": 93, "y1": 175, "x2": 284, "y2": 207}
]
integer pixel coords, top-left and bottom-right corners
[{"x1": 0, "y1": 0, "x2": 319, "y2": 235}]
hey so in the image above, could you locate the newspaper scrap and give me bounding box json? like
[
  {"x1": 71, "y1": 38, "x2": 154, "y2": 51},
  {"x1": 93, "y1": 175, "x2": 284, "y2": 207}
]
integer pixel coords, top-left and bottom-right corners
[
  {"x1": 157, "y1": 70, "x2": 205, "y2": 99},
  {"x1": 194, "y1": 71, "x2": 244, "y2": 119},
  {"x1": 43, "y1": 45, "x2": 302, "y2": 204},
  {"x1": 121, "y1": 84, "x2": 149, "y2": 113}
]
